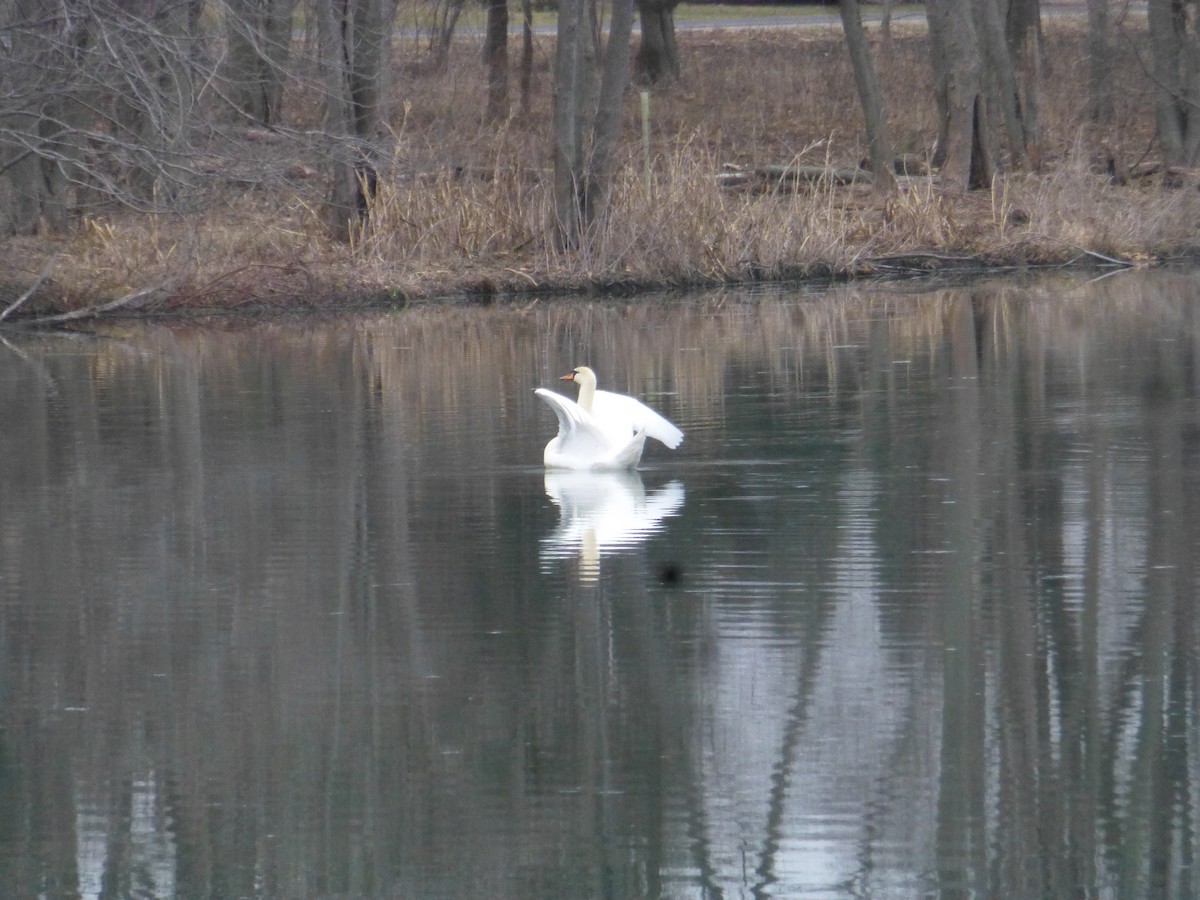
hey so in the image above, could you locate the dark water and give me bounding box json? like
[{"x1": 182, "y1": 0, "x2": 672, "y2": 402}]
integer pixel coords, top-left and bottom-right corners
[{"x1": 1, "y1": 270, "x2": 1198, "y2": 898}]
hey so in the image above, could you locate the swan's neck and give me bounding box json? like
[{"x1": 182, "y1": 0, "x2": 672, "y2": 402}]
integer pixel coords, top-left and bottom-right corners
[{"x1": 577, "y1": 380, "x2": 596, "y2": 413}]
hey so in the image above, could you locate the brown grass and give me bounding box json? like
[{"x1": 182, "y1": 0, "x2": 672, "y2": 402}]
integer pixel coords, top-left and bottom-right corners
[{"x1": 4, "y1": 19, "x2": 1196, "y2": 315}]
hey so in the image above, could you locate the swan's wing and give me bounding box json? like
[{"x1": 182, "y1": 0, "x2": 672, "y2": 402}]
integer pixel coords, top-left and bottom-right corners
[
  {"x1": 594, "y1": 390, "x2": 684, "y2": 449},
  {"x1": 609, "y1": 429, "x2": 647, "y2": 470},
  {"x1": 535, "y1": 388, "x2": 611, "y2": 459},
  {"x1": 535, "y1": 388, "x2": 607, "y2": 452}
]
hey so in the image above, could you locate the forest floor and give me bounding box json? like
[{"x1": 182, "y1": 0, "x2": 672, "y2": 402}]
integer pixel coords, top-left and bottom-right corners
[{"x1": 2, "y1": 12, "x2": 1195, "y2": 322}]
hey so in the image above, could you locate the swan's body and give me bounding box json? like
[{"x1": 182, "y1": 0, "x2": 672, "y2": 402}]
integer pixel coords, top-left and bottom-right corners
[{"x1": 535, "y1": 366, "x2": 683, "y2": 470}]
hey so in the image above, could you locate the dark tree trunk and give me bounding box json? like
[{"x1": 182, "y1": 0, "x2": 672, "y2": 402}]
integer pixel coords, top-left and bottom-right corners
[
  {"x1": 839, "y1": 0, "x2": 896, "y2": 193},
  {"x1": 553, "y1": 0, "x2": 635, "y2": 247},
  {"x1": 926, "y1": 0, "x2": 996, "y2": 189},
  {"x1": 225, "y1": 0, "x2": 297, "y2": 126},
  {"x1": 635, "y1": 0, "x2": 679, "y2": 84},
  {"x1": 1004, "y1": 0, "x2": 1042, "y2": 168},
  {"x1": 586, "y1": 0, "x2": 637, "y2": 222},
  {"x1": 317, "y1": 0, "x2": 395, "y2": 242},
  {"x1": 1086, "y1": 0, "x2": 1112, "y2": 124},
  {"x1": 430, "y1": 0, "x2": 466, "y2": 70},
  {"x1": 979, "y1": 0, "x2": 1028, "y2": 169},
  {"x1": 1148, "y1": 0, "x2": 1200, "y2": 166},
  {"x1": 484, "y1": 0, "x2": 509, "y2": 122},
  {"x1": 553, "y1": 0, "x2": 593, "y2": 247},
  {"x1": 520, "y1": 0, "x2": 534, "y2": 116},
  {"x1": 1, "y1": 0, "x2": 85, "y2": 233}
]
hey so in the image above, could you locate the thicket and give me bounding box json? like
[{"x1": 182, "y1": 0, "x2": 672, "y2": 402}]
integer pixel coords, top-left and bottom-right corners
[{"x1": 1, "y1": 11, "x2": 1196, "y2": 319}]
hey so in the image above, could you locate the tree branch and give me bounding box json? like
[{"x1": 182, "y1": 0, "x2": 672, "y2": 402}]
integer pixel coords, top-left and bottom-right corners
[
  {"x1": 9, "y1": 281, "x2": 172, "y2": 328},
  {"x1": 0, "y1": 254, "x2": 59, "y2": 323}
]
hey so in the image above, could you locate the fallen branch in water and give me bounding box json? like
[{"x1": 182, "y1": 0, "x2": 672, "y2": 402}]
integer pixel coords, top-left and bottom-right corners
[
  {"x1": 5, "y1": 282, "x2": 171, "y2": 328},
  {"x1": 1029, "y1": 234, "x2": 1140, "y2": 268},
  {"x1": 0, "y1": 254, "x2": 59, "y2": 323}
]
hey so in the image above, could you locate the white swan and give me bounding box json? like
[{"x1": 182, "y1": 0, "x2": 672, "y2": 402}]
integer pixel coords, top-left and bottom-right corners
[{"x1": 534, "y1": 366, "x2": 684, "y2": 470}]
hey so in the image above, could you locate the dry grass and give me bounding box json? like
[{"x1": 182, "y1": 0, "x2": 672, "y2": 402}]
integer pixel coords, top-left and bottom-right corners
[{"x1": 4, "y1": 19, "x2": 1198, "y2": 314}]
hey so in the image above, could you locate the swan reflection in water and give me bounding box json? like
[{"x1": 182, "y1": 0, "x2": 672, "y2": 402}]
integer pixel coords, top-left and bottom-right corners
[{"x1": 541, "y1": 471, "x2": 685, "y2": 583}]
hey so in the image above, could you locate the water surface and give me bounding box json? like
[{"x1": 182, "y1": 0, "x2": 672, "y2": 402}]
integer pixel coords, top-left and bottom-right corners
[{"x1": 1, "y1": 270, "x2": 1197, "y2": 898}]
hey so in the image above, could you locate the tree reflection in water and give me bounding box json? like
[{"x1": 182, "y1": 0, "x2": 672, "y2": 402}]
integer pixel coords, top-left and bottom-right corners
[{"x1": 0, "y1": 270, "x2": 1197, "y2": 898}]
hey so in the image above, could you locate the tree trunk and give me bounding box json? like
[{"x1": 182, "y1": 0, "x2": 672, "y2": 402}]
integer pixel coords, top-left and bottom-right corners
[
  {"x1": 224, "y1": 0, "x2": 297, "y2": 125},
  {"x1": 316, "y1": 0, "x2": 395, "y2": 242},
  {"x1": 1005, "y1": 0, "x2": 1042, "y2": 168},
  {"x1": 553, "y1": 0, "x2": 591, "y2": 246},
  {"x1": 1086, "y1": 0, "x2": 1112, "y2": 124},
  {"x1": 101, "y1": 0, "x2": 194, "y2": 201},
  {"x1": 927, "y1": 0, "x2": 952, "y2": 171},
  {"x1": 1147, "y1": 0, "x2": 1200, "y2": 166},
  {"x1": 520, "y1": 0, "x2": 534, "y2": 116},
  {"x1": 431, "y1": 0, "x2": 466, "y2": 70},
  {"x1": 484, "y1": 0, "x2": 509, "y2": 122},
  {"x1": 978, "y1": 0, "x2": 1028, "y2": 169},
  {"x1": 635, "y1": 0, "x2": 679, "y2": 84},
  {"x1": 926, "y1": 0, "x2": 995, "y2": 189},
  {"x1": 1, "y1": 0, "x2": 84, "y2": 233},
  {"x1": 586, "y1": 0, "x2": 637, "y2": 221},
  {"x1": 839, "y1": 0, "x2": 896, "y2": 193},
  {"x1": 1, "y1": 0, "x2": 217, "y2": 232},
  {"x1": 553, "y1": 0, "x2": 634, "y2": 247}
]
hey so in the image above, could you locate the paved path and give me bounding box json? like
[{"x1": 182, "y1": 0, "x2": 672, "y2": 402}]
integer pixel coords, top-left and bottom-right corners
[{"x1": 438, "y1": 2, "x2": 1112, "y2": 39}]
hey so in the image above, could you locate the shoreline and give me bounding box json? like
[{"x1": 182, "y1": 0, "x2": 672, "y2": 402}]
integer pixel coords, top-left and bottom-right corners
[
  {"x1": 3, "y1": 221, "x2": 1191, "y2": 327},
  {"x1": 2, "y1": 18, "x2": 1193, "y2": 326},
  {"x1": 7, "y1": 249, "x2": 1180, "y2": 328}
]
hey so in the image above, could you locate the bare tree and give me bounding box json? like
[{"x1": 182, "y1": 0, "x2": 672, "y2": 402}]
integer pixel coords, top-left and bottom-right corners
[
  {"x1": 114, "y1": 0, "x2": 197, "y2": 198},
  {"x1": 425, "y1": 0, "x2": 467, "y2": 71},
  {"x1": 635, "y1": 0, "x2": 679, "y2": 84},
  {"x1": 1003, "y1": 0, "x2": 1042, "y2": 168},
  {"x1": 520, "y1": 0, "x2": 535, "y2": 116},
  {"x1": 484, "y1": 0, "x2": 509, "y2": 122},
  {"x1": 0, "y1": 0, "x2": 409, "y2": 245},
  {"x1": 1147, "y1": 0, "x2": 1200, "y2": 166},
  {"x1": 926, "y1": 0, "x2": 995, "y2": 189},
  {"x1": 223, "y1": 0, "x2": 299, "y2": 126},
  {"x1": 839, "y1": 0, "x2": 896, "y2": 193},
  {"x1": 314, "y1": 0, "x2": 399, "y2": 241},
  {"x1": 1086, "y1": 0, "x2": 1112, "y2": 125},
  {"x1": 0, "y1": 0, "x2": 209, "y2": 234},
  {"x1": 553, "y1": 0, "x2": 636, "y2": 246},
  {"x1": 2, "y1": 0, "x2": 87, "y2": 233},
  {"x1": 976, "y1": 0, "x2": 1027, "y2": 171},
  {"x1": 924, "y1": 0, "x2": 1043, "y2": 184}
]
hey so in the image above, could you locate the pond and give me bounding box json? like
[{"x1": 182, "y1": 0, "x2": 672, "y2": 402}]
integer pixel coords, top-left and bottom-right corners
[{"x1": 1, "y1": 269, "x2": 1198, "y2": 898}]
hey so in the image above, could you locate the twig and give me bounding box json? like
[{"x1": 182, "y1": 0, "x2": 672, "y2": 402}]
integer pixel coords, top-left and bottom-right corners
[
  {"x1": 504, "y1": 267, "x2": 539, "y2": 286},
  {"x1": 1032, "y1": 234, "x2": 1137, "y2": 268},
  {"x1": 0, "y1": 255, "x2": 59, "y2": 323}
]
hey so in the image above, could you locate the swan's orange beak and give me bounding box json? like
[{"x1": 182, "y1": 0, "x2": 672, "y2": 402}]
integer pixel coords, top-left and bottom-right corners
[{"x1": 559, "y1": 372, "x2": 576, "y2": 382}]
